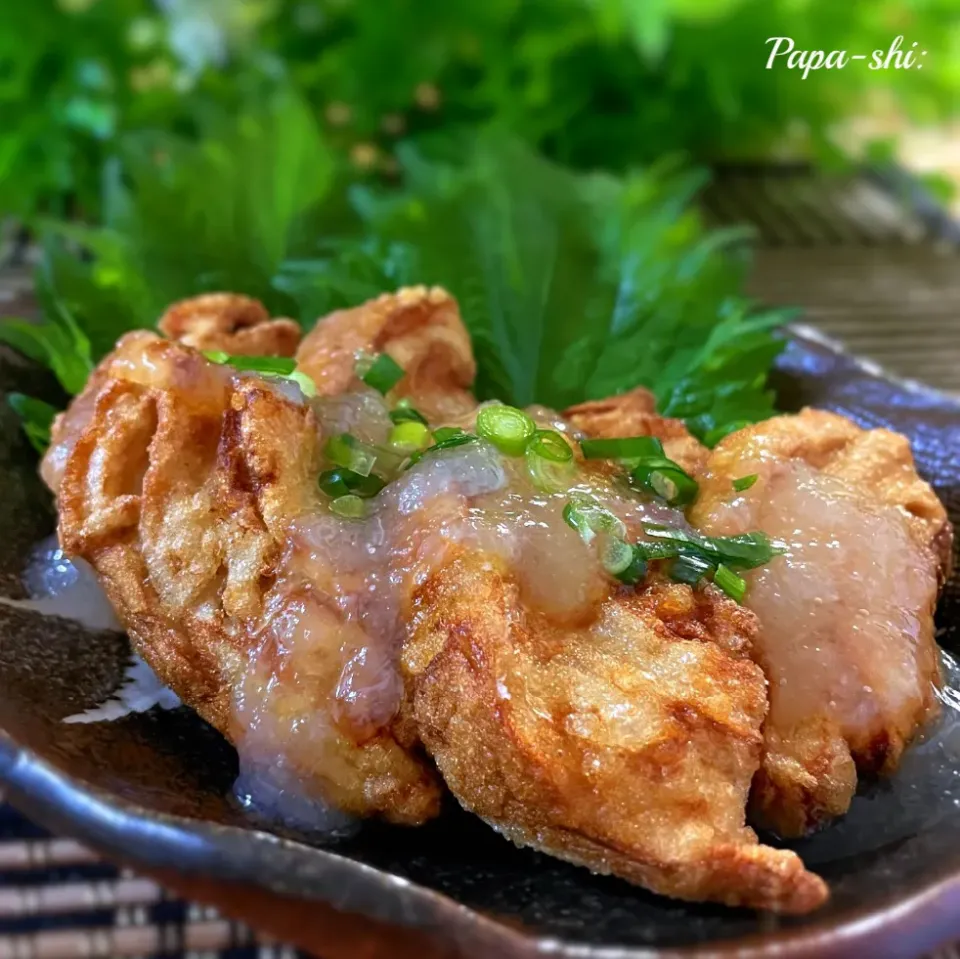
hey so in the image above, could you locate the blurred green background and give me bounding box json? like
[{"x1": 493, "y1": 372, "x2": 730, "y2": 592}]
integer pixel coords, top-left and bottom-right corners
[
  {"x1": 2, "y1": 0, "x2": 958, "y2": 222},
  {"x1": 2, "y1": 0, "x2": 959, "y2": 449}
]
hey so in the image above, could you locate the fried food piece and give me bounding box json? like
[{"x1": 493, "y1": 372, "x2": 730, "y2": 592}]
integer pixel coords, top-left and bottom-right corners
[
  {"x1": 54, "y1": 331, "x2": 441, "y2": 825},
  {"x1": 296, "y1": 286, "x2": 476, "y2": 421},
  {"x1": 403, "y1": 551, "x2": 828, "y2": 913},
  {"x1": 158, "y1": 293, "x2": 301, "y2": 357},
  {"x1": 690, "y1": 408, "x2": 948, "y2": 837},
  {"x1": 564, "y1": 388, "x2": 709, "y2": 475}
]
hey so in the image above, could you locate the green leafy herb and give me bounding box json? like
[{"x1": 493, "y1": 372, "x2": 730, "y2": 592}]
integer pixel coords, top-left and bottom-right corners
[
  {"x1": 733, "y1": 473, "x2": 759, "y2": 492},
  {"x1": 6, "y1": 119, "x2": 789, "y2": 454},
  {"x1": 324, "y1": 136, "x2": 790, "y2": 441},
  {"x1": 7, "y1": 393, "x2": 58, "y2": 455}
]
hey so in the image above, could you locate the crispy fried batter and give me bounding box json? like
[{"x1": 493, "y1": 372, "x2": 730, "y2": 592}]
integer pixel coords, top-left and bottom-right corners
[
  {"x1": 402, "y1": 552, "x2": 827, "y2": 913},
  {"x1": 55, "y1": 332, "x2": 440, "y2": 825},
  {"x1": 564, "y1": 388, "x2": 709, "y2": 475},
  {"x1": 296, "y1": 286, "x2": 476, "y2": 421},
  {"x1": 691, "y1": 408, "x2": 947, "y2": 837},
  {"x1": 158, "y1": 293, "x2": 301, "y2": 357}
]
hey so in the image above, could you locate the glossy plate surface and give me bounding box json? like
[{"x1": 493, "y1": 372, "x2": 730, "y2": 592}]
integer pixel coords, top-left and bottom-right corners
[{"x1": 0, "y1": 328, "x2": 958, "y2": 958}]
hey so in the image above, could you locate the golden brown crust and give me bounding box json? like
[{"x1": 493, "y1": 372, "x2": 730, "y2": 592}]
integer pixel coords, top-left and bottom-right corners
[
  {"x1": 158, "y1": 293, "x2": 301, "y2": 357},
  {"x1": 691, "y1": 408, "x2": 948, "y2": 838},
  {"x1": 402, "y1": 552, "x2": 827, "y2": 913},
  {"x1": 696, "y1": 408, "x2": 952, "y2": 579},
  {"x1": 296, "y1": 286, "x2": 476, "y2": 421},
  {"x1": 564, "y1": 388, "x2": 709, "y2": 475},
  {"x1": 55, "y1": 332, "x2": 440, "y2": 825}
]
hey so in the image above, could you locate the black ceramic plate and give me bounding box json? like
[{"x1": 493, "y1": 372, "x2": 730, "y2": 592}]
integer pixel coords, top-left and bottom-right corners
[{"x1": 1, "y1": 327, "x2": 958, "y2": 959}]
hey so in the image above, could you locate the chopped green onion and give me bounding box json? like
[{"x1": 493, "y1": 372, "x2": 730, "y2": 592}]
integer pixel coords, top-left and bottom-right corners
[
  {"x1": 476, "y1": 404, "x2": 536, "y2": 457},
  {"x1": 389, "y1": 400, "x2": 429, "y2": 427},
  {"x1": 563, "y1": 494, "x2": 626, "y2": 545},
  {"x1": 389, "y1": 421, "x2": 432, "y2": 452},
  {"x1": 525, "y1": 429, "x2": 575, "y2": 492},
  {"x1": 714, "y1": 564, "x2": 747, "y2": 602},
  {"x1": 670, "y1": 553, "x2": 714, "y2": 586},
  {"x1": 528, "y1": 429, "x2": 573, "y2": 463},
  {"x1": 630, "y1": 458, "x2": 699, "y2": 507},
  {"x1": 318, "y1": 468, "x2": 384, "y2": 499},
  {"x1": 405, "y1": 429, "x2": 479, "y2": 468},
  {"x1": 325, "y1": 433, "x2": 377, "y2": 477},
  {"x1": 601, "y1": 538, "x2": 634, "y2": 576},
  {"x1": 330, "y1": 494, "x2": 366, "y2": 518},
  {"x1": 356, "y1": 352, "x2": 404, "y2": 395},
  {"x1": 318, "y1": 470, "x2": 351, "y2": 499},
  {"x1": 633, "y1": 539, "x2": 686, "y2": 561},
  {"x1": 615, "y1": 547, "x2": 648, "y2": 586},
  {"x1": 580, "y1": 435, "x2": 664, "y2": 461},
  {"x1": 432, "y1": 426, "x2": 465, "y2": 443},
  {"x1": 287, "y1": 370, "x2": 317, "y2": 398},
  {"x1": 203, "y1": 352, "x2": 297, "y2": 375},
  {"x1": 642, "y1": 524, "x2": 784, "y2": 570},
  {"x1": 732, "y1": 474, "x2": 759, "y2": 492},
  {"x1": 562, "y1": 502, "x2": 594, "y2": 543}
]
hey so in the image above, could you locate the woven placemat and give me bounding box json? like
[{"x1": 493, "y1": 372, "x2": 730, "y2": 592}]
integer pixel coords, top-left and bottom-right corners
[
  {"x1": 0, "y1": 793, "x2": 303, "y2": 958},
  {"x1": 0, "y1": 167, "x2": 958, "y2": 957}
]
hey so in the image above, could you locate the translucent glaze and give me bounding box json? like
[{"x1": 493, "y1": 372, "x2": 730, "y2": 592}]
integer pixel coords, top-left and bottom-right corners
[
  {"x1": 697, "y1": 460, "x2": 939, "y2": 740},
  {"x1": 3, "y1": 535, "x2": 123, "y2": 632},
  {"x1": 230, "y1": 396, "x2": 687, "y2": 824}
]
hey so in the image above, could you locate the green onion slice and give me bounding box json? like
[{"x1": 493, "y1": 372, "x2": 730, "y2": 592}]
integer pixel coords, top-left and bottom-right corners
[
  {"x1": 732, "y1": 474, "x2": 759, "y2": 492},
  {"x1": 630, "y1": 458, "x2": 699, "y2": 507},
  {"x1": 356, "y1": 352, "x2": 404, "y2": 395},
  {"x1": 389, "y1": 400, "x2": 429, "y2": 427},
  {"x1": 430, "y1": 426, "x2": 466, "y2": 443},
  {"x1": 528, "y1": 429, "x2": 573, "y2": 463},
  {"x1": 642, "y1": 524, "x2": 784, "y2": 570},
  {"x1": 325, "y1": 433, "x2": 377, "y2": 477},
  {"x1": 203, "y1": 352, "x2": 297, "y2": 375},
  {"x1": 670, "y1": 553, "x2": 715, "y2": 586},
  {"x1": 405, "y1": 429, "x2": 479, "y2": 468},
  {"x1": 476, "y1": 404, "x2": 537, "y2": 457},
  {"x1": 318, "y1": 468, "x2": 384, "y2": 499},
  {"x1": 580, "y1": 435, "x2": 664, "y2": 461},
  {"x1": 601, "y1": 538, "x2": 634, "y2": 577},
  {"x1": 287, "y1": 370, "x2": 317, "y2": 397},
  {"x1": 714, "y1": 563, "x2": 747, "y2": 602},
  {"x1": 615, "y1": 547, "x2": 648, "y2": 586},
  {"x1": 525, "y1": 429, "x2": 575, "y2": 492},
  {"x1": 389, "y1": 421, "x2": 432, "y2": 452},
  {"x1": 563, "y1": 494, "x2": 626, "y2": 545},
  {"x1": 330, "y1": 494, "x2": 366, "y2": 518}
]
